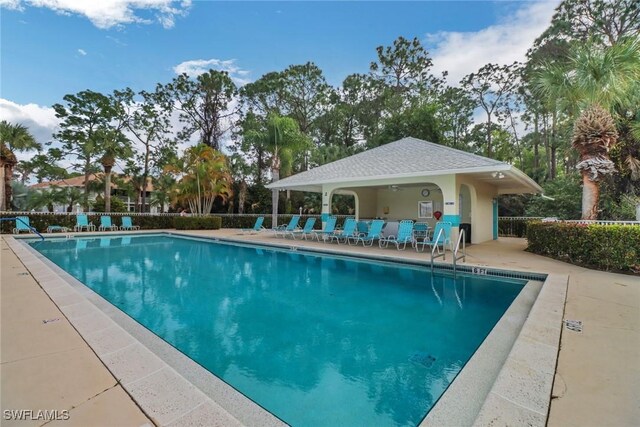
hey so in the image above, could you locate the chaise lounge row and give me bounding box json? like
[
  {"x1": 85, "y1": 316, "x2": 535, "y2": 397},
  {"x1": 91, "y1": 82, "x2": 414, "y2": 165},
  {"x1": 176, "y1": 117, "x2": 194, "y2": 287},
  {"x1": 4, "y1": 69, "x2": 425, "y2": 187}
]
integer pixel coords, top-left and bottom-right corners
[
  {"x1": 245, "y1": 215, "x2": 453, "y2": 252},
  {"x1": 11, "y1": 215, "x2": 140, "y2": 234}
]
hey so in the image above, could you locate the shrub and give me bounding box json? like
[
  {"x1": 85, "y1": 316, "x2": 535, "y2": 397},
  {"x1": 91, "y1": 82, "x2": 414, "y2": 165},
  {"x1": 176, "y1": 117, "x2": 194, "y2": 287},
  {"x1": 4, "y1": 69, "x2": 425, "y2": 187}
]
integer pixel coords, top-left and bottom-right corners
[
  {"x1": 527, "y1": 222, "x2": 640, "y2": 272},
  {"x1": 91, "y1": 196, "x2": 127, "y2": 212},
  {"x1": 174, "y1": 216, "x2": 222, "y2": 230}
]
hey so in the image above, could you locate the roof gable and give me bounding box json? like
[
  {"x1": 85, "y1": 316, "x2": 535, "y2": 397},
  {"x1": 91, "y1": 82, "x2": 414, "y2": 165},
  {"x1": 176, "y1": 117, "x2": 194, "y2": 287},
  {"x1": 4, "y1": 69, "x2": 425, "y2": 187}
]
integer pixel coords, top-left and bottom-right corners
[{"x1": 270, "y1": 137, "x2": 505, "y2": 187}]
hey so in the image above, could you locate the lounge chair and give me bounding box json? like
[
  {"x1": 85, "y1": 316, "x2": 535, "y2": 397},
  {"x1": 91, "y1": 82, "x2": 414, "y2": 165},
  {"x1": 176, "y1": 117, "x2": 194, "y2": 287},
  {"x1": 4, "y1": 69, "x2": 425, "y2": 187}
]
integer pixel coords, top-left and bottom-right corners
[
  {"x1": 74, "y1": 214, "x2": 95, "y2": 232},
  {"x1": 287, "y1": 217, "x2": 316, "y2": 240},
  {"x1": 312, "y1": 216, "x2": 337, "y2": 241},
  {"x1": 329, "y1": 218, "x2": 357, "y2": 244},
  {"x1": 352, "y1": 219, "x2": 385, "y2": 246},
  {"x1": 273, "y1": 215, "x2": 300, "y2": 238},
  {"x1": 12, "y1": 216, "x2": 34, "y2": 234},
  {"x1": 379, "y1": 220, "x2": 414, "y2": 250},
  {"x1": 241, "y1": 216, "x2": 265, "y2": 234},
  {"x1": 120, "y1": 216, "x2": 140, "y2": 231},
  {"x1": 413, "y1": 222, "x2": 430, "y2": 246},
  {"x1": 415, "y1": 221, "x2": 453, "y2": 253},
  {"x1": 99, "y1": 216, "x2": 118, "y2": 231}
]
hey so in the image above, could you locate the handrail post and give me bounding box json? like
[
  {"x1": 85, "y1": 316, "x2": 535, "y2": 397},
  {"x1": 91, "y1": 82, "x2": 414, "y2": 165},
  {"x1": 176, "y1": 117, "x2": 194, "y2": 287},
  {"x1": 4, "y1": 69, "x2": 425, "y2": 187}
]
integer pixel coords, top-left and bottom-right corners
[{"x1": 429, "y1": 228, "x2": 446, "y2": 271}]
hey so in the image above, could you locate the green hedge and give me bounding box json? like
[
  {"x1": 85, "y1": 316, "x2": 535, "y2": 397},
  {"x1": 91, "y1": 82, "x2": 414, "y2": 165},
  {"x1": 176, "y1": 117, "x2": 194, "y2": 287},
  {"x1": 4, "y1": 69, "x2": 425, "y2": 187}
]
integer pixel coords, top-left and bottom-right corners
[
  {"x1": 0, "y1": 213, "x2": 173, "y2": 233},
  {"x1": 527, "y1": 222, "x2": 640, "y2": 272},
  {"x1": 174, "y1": 216, "x2": 222, "y2": 230}
]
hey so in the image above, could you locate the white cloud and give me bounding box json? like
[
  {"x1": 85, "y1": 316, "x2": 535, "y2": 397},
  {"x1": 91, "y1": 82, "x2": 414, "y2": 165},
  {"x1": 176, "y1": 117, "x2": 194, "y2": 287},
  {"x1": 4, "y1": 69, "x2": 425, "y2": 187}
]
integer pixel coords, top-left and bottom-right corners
[
  {"x1": 0, "y1": 98, "x2": 59, "y2": 161},
  {"x1": 0, "y1": 0, "x2": 22, "y2": 10},
  {"x1": 1, "y1": 0, "x2": 192, "y2": 29},
  {"x1": 427, "y1": 1, "x2": 560, "y2": 85},
  {"x1": 77, "y1": 48, "x2": 87, "y2": 56},
  {"x1": 173, "y1": 58, "x2": 252, "y2": 86}
]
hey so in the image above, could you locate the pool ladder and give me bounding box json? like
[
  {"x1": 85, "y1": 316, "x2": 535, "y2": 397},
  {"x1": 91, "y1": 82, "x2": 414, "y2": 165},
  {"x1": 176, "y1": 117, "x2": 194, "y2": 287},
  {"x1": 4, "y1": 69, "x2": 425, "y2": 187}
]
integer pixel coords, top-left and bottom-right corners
[{"x1": 430, "y1": 228, "x2": 466, "y2": 278}]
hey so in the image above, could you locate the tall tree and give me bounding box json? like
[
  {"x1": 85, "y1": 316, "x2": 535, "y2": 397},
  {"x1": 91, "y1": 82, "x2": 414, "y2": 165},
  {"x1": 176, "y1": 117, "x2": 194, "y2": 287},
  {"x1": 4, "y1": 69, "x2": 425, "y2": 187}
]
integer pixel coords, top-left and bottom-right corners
[
  {"x1": 52, "y1": 90, "x2": 122, "y2": 209},
  {"x1": 461, "y1": 63, "x2": 519, "y2": 158},
  {"x1": 369, "y1": 36, "x2": 444, "y2": 104},
  {"x1": 281, "y1": 62, "x2": 331, "y2": 137},
  {"x1": 534, "y1": 0, "x2": 639, "y2": 48},
  {"x1": 96, "y1": 127, "x2": 132, "y2": 212},
  {"x1": 534, "y1": 38, "x2": 640, "y2": 219},
  {"x1": 240, "y1": 71, "x2": 287, "y2": 117},
  {"x1": 168, "y1": 70, "x2": 238, "y2": 150},
  {"x1": 250, "y1": 115, "x2": 310, "y2": 225},
  {"x1": 0, "y1": 121, "x2": 39, "y2": 210},
  {"x1": 437, "y1": 87, "x2": 474, "y2": 149},
  {"x1": 115, "y1": 85, "x2": 175, "y2": 212}
]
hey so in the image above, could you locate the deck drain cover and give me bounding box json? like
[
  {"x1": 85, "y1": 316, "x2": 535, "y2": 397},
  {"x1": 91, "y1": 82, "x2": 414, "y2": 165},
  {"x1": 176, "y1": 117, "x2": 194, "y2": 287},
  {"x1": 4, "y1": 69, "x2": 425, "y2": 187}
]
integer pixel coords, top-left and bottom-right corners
[
  {"x1": 564, "y1": 319, "x2": 583, "y2": 332},
  {"x1": 17, "y1": 272, "x2": 29, "y2": 276},
  {"x1": 409, "y1": 352, "x2": 436, "y2": 368}
]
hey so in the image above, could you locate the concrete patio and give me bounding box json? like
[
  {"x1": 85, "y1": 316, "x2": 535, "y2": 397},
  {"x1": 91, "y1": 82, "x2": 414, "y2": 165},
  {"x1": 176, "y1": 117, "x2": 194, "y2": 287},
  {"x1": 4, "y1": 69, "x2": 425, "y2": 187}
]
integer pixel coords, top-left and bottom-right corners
[{"x1": 1, "y1": 231, "x2": 638, "y2": 426}]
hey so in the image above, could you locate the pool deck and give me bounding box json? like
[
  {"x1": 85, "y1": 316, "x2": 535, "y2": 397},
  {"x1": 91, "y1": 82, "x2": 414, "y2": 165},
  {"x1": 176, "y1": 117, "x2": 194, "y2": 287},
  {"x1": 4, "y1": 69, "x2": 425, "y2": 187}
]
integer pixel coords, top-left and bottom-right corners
[{"x1": 1, "y1": 230, "x2": 638, "y2": 426}]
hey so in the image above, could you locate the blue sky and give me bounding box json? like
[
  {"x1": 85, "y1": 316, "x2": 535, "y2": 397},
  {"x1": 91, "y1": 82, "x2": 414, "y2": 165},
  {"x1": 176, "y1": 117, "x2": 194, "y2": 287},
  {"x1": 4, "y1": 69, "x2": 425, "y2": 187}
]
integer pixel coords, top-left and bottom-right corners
[{"x1": 0, "y1": 0, "x2": 559, "y2": 153}]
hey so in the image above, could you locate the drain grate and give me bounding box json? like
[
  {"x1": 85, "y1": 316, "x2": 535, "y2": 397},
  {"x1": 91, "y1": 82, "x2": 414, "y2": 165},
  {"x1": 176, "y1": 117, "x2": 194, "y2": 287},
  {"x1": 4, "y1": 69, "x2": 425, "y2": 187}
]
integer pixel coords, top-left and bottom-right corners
[
  {"x1": 42, "y1": 318, "x2": 60, "y2": 324},
  {"x1": 17, "y1": 272, "x2": 29, "y2": 276},
  {"x1": 409, "y1": 352, "x2": 436, "y2": 368},
  {"x1": 564, "y1": 319, "x2": 583, "y2": 332}
]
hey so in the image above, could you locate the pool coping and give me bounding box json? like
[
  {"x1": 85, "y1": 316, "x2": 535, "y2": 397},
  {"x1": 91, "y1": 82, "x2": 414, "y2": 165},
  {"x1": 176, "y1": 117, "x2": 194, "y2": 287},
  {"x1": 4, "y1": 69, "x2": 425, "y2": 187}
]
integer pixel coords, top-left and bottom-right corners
[{"x1": 6, "y1": 232, "x2": 567, "y2": 426}]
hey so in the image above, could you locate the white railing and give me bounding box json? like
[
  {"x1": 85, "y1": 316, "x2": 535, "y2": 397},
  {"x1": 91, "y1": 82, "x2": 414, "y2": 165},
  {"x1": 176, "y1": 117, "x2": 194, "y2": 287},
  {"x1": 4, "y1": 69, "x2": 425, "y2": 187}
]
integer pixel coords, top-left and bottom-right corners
[
  {"x1": 452, "y1": 228, "x2": 466, "y2": 277},
  {"x1": 430, "y1": 227, "x2": 447, "y2": 268},
  {"x1": 499, "y1": 216, "x2": 639, "y2": 226}
]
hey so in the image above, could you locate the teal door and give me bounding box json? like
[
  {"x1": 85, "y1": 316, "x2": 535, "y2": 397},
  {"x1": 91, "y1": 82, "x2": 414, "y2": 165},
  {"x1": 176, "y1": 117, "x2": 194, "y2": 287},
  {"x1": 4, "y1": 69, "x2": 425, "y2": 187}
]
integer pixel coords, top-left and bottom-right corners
[{"x1": 492, "y1": 199, "x2": 498, "y2": 240}]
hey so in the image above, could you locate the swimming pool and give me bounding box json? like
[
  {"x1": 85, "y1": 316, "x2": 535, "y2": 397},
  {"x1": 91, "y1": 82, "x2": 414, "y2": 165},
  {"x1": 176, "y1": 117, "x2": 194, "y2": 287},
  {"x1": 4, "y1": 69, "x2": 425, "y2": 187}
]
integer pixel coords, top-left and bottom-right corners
[{"x1": 31, "y1": 234, "x2": 526, "y2": 426}]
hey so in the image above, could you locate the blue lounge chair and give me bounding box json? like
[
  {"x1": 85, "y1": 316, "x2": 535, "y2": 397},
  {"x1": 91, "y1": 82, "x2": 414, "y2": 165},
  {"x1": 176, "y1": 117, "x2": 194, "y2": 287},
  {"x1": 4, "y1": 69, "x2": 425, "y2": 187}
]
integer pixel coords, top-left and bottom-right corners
[
  {"x1": 274, "y1": 215, "x2": 300, "y2": 238},
  {"x1": 352, "y1": 219, "x2": 385, "y2": 246},
  {"x1": 12, "y1": 216, "x2": 34, "y2": 234},
  {"x1": 413, "y1": 222, "x2": 430, "y2": 246},
  {"x1": 312, "y1": 216, "x2": 337, "y2": 241},
  {"x1": 74, "y1": 214, "x2": 95, "y2": 232},
  {"x1": 99, "y1": 216, "x2": 118, "y2": 231},
  {"x1": 120, "y1": 216, "x2": 140, "y2": 230},
  {"x1": 415, "y1": 222, "x2": 453, "y2": 253},
  {"x1": 241, "y1": 216, "x2": 265, "y2": 234},
  {"x1": 329, "y1": 218, "x2": 357, "y2": 244},
  {"x1": 379, "y1": 220, "x2": 414, "y2": 250},
  {"x1": 288, "y1": 217, "x2": 316, "y2": 240}
]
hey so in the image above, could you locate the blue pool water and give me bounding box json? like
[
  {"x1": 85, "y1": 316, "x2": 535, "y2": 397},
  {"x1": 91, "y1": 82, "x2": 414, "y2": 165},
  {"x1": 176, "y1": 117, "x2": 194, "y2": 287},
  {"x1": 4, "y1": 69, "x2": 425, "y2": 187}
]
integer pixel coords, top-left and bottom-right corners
[{"x1": 31, "y1": 234, "x2": 525, "y2": 426}]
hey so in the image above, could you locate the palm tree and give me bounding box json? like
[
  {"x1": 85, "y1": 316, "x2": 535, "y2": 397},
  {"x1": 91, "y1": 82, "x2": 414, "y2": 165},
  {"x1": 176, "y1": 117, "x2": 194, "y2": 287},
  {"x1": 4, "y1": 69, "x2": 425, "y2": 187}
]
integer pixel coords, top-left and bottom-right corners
[
  {"x1": 96, "y1": 129, "x2": 132, "y2": 212},
  {"x1": 27, "y1": 186, "x2": 67, "y2": 212},
  {"x1": 165, "y1": 144, "x2": 233, "y2": 215},
  {"x1": 0, "y1": 121, "x2": 40, "y2": 210},
  {"x1": 252, "y1": 114, "x2": 309, "y2": 226},
  {"x1": 534, "y1": 38, "x2": 640, "y2": 219},
  {"x1": 150, "y1": 174, "x2": 175, "y2": 213}
]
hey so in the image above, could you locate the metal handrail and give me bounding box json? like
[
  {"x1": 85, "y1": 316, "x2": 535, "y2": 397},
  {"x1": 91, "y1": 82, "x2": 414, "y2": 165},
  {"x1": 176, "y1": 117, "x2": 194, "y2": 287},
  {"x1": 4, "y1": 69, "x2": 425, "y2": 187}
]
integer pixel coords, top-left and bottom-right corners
[
  {"x1": 0, "y1": 217, "x2": 45, "y2": 241},
  {"x1": 452, "y1": 228, "x2": 466, "y2": 278},
  {"x1": 429, "y1": 227, "x2": 446, "y2": 270}
]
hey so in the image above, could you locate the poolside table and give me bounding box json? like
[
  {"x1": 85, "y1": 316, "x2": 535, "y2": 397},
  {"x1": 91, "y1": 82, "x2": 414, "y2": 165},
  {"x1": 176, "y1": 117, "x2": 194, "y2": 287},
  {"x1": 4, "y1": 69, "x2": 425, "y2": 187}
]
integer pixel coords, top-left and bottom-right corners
[{"x1": 46, "y1": 225, "x2": 69, "y2": 233}]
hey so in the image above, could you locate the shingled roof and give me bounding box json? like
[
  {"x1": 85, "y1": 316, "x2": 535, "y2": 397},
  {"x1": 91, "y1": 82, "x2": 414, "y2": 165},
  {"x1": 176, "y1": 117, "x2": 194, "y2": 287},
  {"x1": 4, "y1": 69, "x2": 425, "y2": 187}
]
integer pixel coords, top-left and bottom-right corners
[{"x1": 266, "y1": 137, "x2": 539, "y2": 193}]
